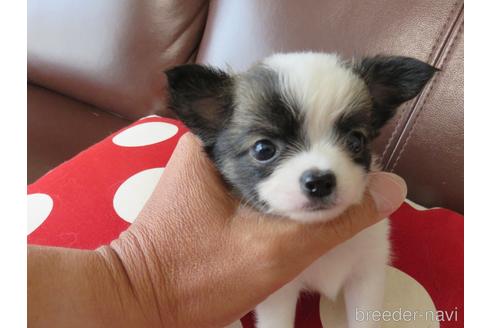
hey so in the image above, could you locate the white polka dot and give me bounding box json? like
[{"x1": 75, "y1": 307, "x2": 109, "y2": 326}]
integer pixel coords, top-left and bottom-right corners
[
  {"x1": 112, "y1": 122, "x2": 178, "y2": 147},
  {"x1": 27, "y1": 193, "x2": 53, "y2": 234},
  {"x1": 223, "y1": 321, "x2": 243, "y2": 328},
  {"x1": 319, "y1": 266, "x2": 438, "y2": 327},
  {"x1": 113, "y1": 168, "x2": 164, "y2": 223}
]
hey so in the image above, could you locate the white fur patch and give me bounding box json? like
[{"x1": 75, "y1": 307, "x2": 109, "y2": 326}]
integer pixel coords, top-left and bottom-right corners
[
  {"x1": 264, "y1": 52, "x2": 369, "y2": 142},
  {"x1": 257, "y1": 142, "x2": 366, "y2": 223}
]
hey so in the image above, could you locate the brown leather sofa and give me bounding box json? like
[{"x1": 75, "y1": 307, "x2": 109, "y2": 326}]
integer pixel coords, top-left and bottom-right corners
[{"x1": 27, "y1": 0, "x2": 463, "y2": 213}]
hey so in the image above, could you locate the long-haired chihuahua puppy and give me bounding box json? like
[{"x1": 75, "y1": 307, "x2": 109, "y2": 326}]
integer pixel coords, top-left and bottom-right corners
[{"x1": 165, "y1": 52, "x2": 435, "y2": 328}]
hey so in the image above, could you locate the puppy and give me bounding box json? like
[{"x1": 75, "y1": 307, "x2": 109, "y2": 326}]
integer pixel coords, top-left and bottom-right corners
[{"x1": 165, "y1": 52, "x2": 436, "y2": 328}]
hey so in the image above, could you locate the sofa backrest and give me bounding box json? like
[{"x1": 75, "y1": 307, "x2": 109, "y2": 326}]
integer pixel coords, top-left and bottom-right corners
[{"x1": 27, "y1": 0, "x2": 464, "y2": 212}]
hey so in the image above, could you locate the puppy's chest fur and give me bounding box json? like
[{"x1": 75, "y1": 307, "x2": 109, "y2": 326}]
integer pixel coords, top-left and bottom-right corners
[
  {"x1": 254, "y1": 216, "x2": 390, "y2": 328},
  {"x1": 298, "y1": 219, "x2": 390, "y2": 299}
]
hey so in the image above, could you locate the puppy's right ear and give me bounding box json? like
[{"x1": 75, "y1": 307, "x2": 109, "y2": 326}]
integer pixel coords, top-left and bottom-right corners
[{"x1": 165, "y1": 64, "x2": 234, "y2": 146}]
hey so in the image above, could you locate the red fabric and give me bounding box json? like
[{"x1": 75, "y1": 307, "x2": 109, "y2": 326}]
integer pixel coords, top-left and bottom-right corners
[
  {"x1": 390, "y1": 204, "x2": 464, "y2": 327},
  {"x1": 28, "y1": 116, "x2": 463, "y2": 327}
]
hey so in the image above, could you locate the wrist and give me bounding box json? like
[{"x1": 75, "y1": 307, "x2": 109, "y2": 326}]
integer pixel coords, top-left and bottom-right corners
[
  {"x1": 97, "y1": 229, "x2": 176, "y2": 328},
  {"x1": 28, "y1": 245, "x2": 146, "y2": 328},
  {"x1": 93, "y1": 246, "x2": 150, "y2": 327}
]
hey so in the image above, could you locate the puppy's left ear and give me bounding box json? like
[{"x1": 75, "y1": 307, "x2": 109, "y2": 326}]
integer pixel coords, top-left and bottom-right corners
[
  {"x1": 355, "y1": 56, "x2": 437, "y2": 131},
  {"x1": 165, "y1": 64, "x2": 234, "y2": 147}
]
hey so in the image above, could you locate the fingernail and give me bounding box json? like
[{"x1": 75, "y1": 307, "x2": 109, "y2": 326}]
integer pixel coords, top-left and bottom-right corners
[{"x1": 368, "y1": 172, "x2": 407, "y2": 217}]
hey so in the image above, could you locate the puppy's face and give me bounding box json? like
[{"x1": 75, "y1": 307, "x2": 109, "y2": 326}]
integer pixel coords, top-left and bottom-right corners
[{"x1": 166, "y1": 53, "x2": 435, "y2": 222}]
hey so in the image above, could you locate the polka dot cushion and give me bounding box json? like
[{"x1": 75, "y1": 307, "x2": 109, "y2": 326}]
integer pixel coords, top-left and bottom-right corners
[{"x1": 28, "y1": 116, "x2": 463, "y2": 328}]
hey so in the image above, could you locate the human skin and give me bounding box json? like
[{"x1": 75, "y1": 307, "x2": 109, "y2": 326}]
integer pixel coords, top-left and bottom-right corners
[{"x1": 28, "y1": 133, "x2": 407, "y2": 328}]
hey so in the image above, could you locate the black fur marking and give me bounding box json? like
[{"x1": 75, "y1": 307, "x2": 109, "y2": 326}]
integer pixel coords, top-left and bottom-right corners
[
  {"x1": 165, "y1": 64, "x2": 234, "y2": 153},
  {"x1": 354, "y1": 55, "x2": 437, "y2": 131},
  {"x1": 235, "y1": 65, "x2": 304, "y2": 143},
  {"x1": 213, "y1": 66, "x2": 305, "y2": 207},
  {"x1": 165, "y1": 64, "x2": 305, "y2": 208},
  {"x1": 334, "y1": 110, "x2": 372, "y2": 170},
  {"x1": 334, "y1": 110, "x2": 371, "y2": 136}
]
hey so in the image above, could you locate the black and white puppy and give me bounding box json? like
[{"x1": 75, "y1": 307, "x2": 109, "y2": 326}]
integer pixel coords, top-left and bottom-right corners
[{"x1": 165, "y1": 52, "x2": 436, "y2": 328}]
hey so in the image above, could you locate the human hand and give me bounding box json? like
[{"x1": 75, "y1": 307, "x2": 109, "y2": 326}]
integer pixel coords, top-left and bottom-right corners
[{"x1": 98, "y1": 133, "x2": 407, "y2": 328}]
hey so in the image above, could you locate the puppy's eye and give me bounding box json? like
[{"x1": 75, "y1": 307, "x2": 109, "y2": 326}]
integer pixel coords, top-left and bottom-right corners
[
  {"x1": 347, "y1": 132, "x2": 366, "y2": 153},
  {"x1": 251, "y1": 139, "x2": 277, "y2": 162}
]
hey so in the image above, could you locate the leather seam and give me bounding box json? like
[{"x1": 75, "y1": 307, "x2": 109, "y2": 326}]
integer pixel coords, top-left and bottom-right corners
[
  {"x1": 380, "y1": 101, "x2": 410, "y2": 161},
  {"x1": 380, "y1": 0, "x2": 462, "y2": 167},
  {"x1": 426, "y1": 0, "x2": 462, "y2": 63},
  {"x1": 390, "y1": 18, "x2": 463, "y2": 171}
]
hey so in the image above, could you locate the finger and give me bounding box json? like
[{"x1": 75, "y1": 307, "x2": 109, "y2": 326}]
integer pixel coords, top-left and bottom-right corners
[
  {"x1": 236, "y1": 173, "x2": 407, "y2": 264},
  {"x1": 367, "y1": 172, "x2": 407, "y2": 217},
  {"x1": 238, "y1": 172, "x2": 407, "y2": 233},
  {"x1": 311, "y1": 172, "x2": 407, "y2": 241}
]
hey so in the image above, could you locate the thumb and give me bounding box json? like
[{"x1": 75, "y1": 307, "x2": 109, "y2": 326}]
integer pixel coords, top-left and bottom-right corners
[
  {"x1": 306, "y1": 171, "x2": 407, "y2": 249},
  {"x1": 289, "y1": 172, "x2": 407, "y2": 264},
  {"x1": 230, "y1": 172, "x2": 407, "y2": 281},
  {"x1": 367, "y1": 172, "x2": 407, "y2": 218}
]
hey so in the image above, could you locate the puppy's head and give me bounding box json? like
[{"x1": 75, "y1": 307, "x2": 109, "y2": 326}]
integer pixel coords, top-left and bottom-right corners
[{"x1": 165, "y1": 53, "x2": 436, "y2": 222}]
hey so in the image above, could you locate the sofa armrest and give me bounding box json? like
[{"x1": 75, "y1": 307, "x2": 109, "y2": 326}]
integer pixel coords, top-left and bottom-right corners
[
  {"x1": 28, "y1": 0, "x2": 209, "y2": 119},
  {"x1": 28, "y1": 83, "x2": 131, "y2": 183}
]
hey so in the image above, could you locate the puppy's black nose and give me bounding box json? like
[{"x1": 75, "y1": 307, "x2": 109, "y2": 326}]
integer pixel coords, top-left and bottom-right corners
[{"x1": 300, "y1": 170, "x2": 336, "y2": 198}]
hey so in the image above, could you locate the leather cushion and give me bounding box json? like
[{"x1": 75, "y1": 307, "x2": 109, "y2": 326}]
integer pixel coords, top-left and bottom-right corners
[{"x1": 28, "y1": 83, "x2": 131, "y2": 183}]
